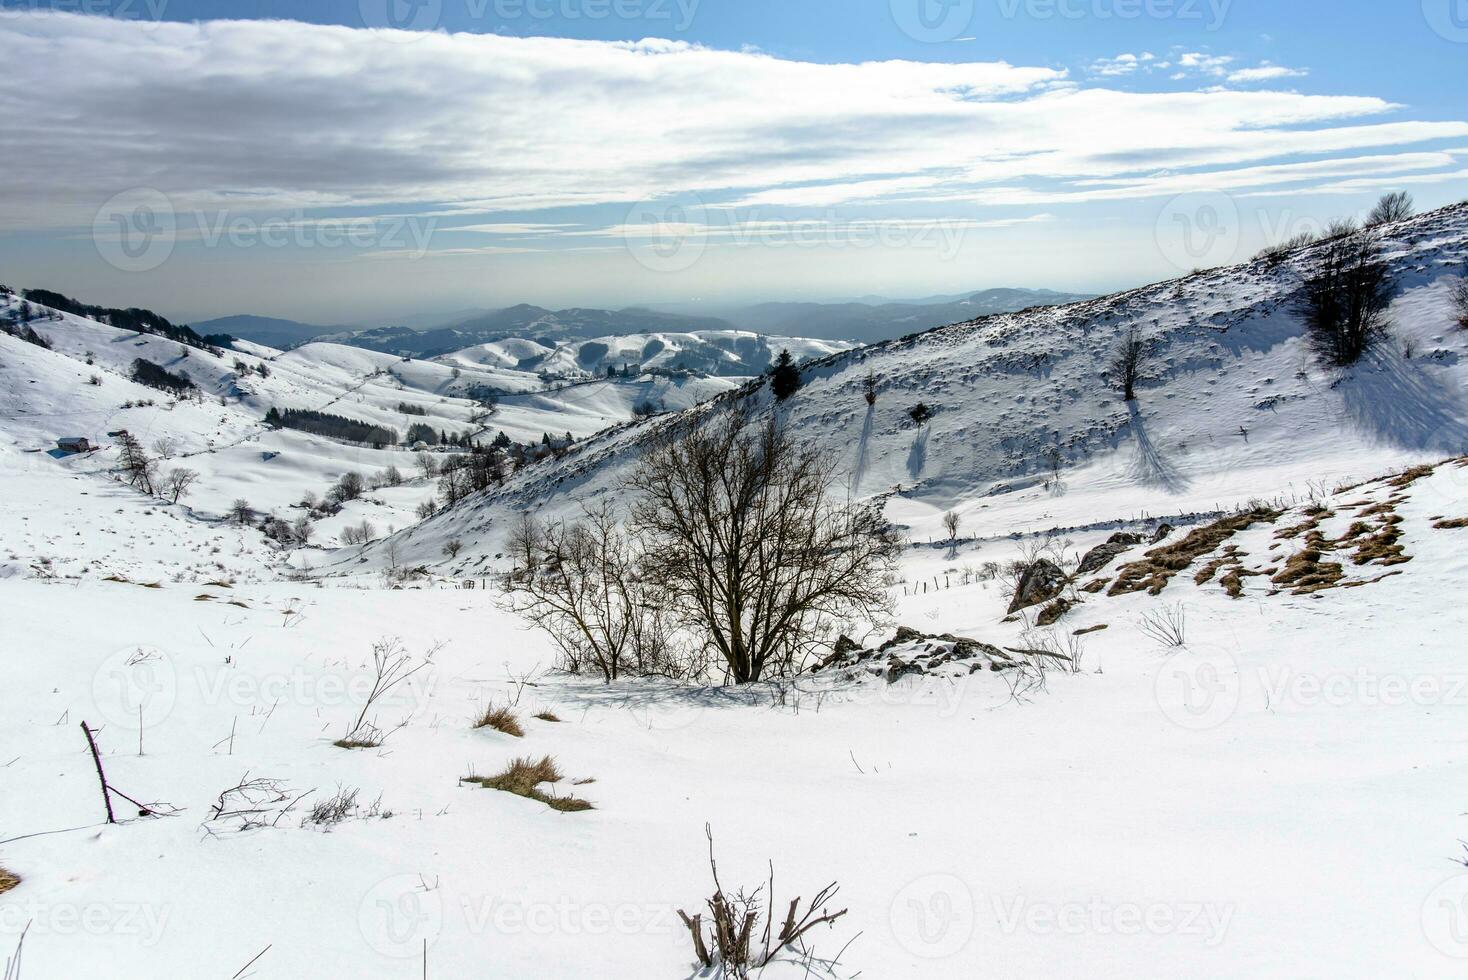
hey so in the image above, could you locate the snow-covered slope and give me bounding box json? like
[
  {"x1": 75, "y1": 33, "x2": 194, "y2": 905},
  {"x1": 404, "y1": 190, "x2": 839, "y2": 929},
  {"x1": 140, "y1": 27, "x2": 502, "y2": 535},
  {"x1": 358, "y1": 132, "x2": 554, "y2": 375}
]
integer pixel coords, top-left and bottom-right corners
[{"x1": 381, "y1": 202, "x2": 1468, "y2": 573}]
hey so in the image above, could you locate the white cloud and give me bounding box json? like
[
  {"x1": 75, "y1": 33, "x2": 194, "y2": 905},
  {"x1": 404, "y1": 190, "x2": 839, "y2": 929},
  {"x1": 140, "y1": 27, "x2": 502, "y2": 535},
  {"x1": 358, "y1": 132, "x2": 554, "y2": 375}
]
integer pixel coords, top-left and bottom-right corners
[
  {"x1": 1227, "y1": 64, "x2": 1309, "y2": 84},
  {"x1": 0, "y1": 11, "x2": 1465, "y2": 236}
]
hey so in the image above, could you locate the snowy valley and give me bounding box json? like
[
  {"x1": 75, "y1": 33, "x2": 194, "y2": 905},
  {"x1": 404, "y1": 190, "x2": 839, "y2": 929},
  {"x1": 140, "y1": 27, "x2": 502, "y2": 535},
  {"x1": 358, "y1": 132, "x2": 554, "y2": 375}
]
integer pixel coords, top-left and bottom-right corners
[{"x1": 3, "y1": 201, "x2": 1468, "y2": 980}]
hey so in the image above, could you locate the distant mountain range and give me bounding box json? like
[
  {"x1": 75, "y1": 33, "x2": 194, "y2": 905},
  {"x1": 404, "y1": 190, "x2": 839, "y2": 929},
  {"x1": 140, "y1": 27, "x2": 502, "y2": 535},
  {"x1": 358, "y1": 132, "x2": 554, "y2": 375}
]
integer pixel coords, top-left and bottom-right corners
[{"x1": 193, "y1": 287, "x2": 1093, "y2": 355}]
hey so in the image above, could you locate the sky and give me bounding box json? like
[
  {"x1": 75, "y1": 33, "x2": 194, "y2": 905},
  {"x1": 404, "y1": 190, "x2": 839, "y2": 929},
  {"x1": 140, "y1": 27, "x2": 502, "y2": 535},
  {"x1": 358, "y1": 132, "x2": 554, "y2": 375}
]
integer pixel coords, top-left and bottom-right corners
[{"x1": 1, "y1": 0, "x2": 1466, "y2": 325}]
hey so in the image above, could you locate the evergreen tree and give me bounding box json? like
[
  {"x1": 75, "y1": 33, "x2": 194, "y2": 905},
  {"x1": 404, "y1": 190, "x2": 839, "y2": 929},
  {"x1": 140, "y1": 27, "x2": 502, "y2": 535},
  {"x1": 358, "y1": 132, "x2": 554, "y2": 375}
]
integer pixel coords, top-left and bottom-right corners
[{"x1": 769, "y1": 349, "x2": 801, "y2": 401}]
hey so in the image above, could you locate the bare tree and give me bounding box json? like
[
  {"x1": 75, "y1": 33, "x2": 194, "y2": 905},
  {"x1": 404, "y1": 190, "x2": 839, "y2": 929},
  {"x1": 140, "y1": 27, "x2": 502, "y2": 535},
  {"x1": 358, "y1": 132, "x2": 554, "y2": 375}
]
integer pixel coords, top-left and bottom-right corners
[
  {"x1": 162, "y1": 467, "x2": 199, "y2": 503},
  {"x1": 501, "y1": 501, "x2": 666, "y2": 682},
  {"x1": 942, "y1": 511, "x2": 960, "y2": 543},
  {"x1": 861, "y1": 371, "x2": 878, "y2": 407},
  {"x1": 415, "y1": 451, "x2": 439, "y2": 478},
  {"x1": 1451, "y1": 268, "x2": 1468, "y2": 330},
  {"x1": 1366, "y1": 191, "x2": 1413, "y2": 227},
  {"x1": 629, "y1": 409, "x2": 901, "y2": 684},
  {"x1": 116, "y1": 432, "x2": 157, "y2": 495},
  {"x1": 151, "y1": 435, "x2": 178, "y2": 459},
  {"x1": 230, "y1": 498, "x2": 254, "y2": 525},
  {"x1": 1109, "y1": 327, "x2": 1146, "y2": 401},
  {"x1": 1299, "y1": 231, "x2": 1393, "y2": 367}
]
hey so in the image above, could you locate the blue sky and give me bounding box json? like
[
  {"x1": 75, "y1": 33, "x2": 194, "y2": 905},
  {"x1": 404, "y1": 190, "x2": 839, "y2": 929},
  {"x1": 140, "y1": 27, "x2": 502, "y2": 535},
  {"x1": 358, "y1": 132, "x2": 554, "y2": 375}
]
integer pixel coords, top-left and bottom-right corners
[{"x1": 1, "y1": 0, "x2": 1466, "y2": 323}]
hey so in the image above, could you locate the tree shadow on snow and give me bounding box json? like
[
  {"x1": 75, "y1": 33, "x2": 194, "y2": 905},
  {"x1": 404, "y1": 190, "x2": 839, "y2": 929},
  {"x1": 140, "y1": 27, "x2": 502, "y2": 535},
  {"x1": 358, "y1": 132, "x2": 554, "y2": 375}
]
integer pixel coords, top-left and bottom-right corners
[
  {"x1": 1126, "y1": 402, "x2": 1190, "y2": 494},
  {"x1": 1338, "y1": 347, "x2": 1468, "y2": 453},
  {"x1": 906, "y1": 427, "x2": 928, "y2": 480},
  {"x1": 850, "y1": 406, "x2": 875, "y2": 495}
]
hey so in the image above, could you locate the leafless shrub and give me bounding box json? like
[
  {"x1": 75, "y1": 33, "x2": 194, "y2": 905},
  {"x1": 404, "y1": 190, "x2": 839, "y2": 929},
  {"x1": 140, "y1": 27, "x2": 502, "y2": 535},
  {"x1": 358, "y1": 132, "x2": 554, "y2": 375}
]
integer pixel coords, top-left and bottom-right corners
[
  {"x1": 336, "y1": 637, "x2": 434, "y2": 748},
  {"x1": 1299, "y1": 231, "x2": 1394, "y2": 367},
  {"x1": 1366, "y1": 191, "x2": 1413, "y2": 227},
  {"x1": 416, "y1": 451, "x2": 440, "y2": 478},
  {"x1": 631, "y1": 409, "x2": 901, "y2": 684},
  {"x1": 341, "y1": 520, "x2": 376, "y2": 546},
  {"x1": 679, "y1": 825, "x2": 849, "y2": 979},
  {"x1": 1108, "y1": 326, "x2": 1147, "y2": 401},
  {"x1": 202, "y1": 775, "x2": 309, "y2": 835},
  {"x1": 1137, "y1": 603, "x2": 1188, "y2": 648},
  {"x1": 151, "y1": 435, "x2": 178, "y2": 459},
  {"x1": 942, "y1": 511, "x2": 960, "y2": 542},
  {"x1": 162, "y1": 467, "x2": 199, "y2": 503},
  {"x1": 442, "y1": 538, "x2": 462, "y2": 559},
  {"x1": 230, "y1": 498, "x2": 254, "y2": 525},
  {"x1": 303, "y1": 785, "x2": 361, "y2": 828},
  {"x1": 502, "y1": 501, "x2": 679, "y2": 682},
  {"x1": 1451, "y1": 271, "x2": 1468, "y2": 330}
]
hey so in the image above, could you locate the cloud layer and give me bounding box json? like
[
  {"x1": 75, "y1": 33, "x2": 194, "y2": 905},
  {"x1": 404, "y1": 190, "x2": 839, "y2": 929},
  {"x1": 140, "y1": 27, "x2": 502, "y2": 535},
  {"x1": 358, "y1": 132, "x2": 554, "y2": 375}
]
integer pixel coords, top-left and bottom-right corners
[{"x1": 2, "y1": 11, "x2": 1466, "y2": 236}]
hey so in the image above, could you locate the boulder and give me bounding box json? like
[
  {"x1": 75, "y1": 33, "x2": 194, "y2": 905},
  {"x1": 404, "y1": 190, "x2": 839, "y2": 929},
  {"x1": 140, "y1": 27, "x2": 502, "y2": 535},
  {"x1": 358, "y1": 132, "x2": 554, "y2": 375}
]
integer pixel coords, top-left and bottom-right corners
[
  {"x1": 1149, "y1": 523, "x2": 1175, "y2": 544},
  {"x1": 1007, "y1": 558, "x2": 1067, "y2": 614},
  {"x1": 1076, "y1": 541, "x2": 1131, "y2": 575}
]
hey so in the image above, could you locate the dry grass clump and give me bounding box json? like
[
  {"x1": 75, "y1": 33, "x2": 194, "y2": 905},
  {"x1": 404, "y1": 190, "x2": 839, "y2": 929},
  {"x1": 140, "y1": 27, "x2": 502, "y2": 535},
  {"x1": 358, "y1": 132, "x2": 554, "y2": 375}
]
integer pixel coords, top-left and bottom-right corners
[
  {"x1": 474, "y1": 704, "x2": 524, "y2": 737},
  {"x1": 0, "y1": 866, "x2": 19, "y2": 895},
  {"x1": 333, "y1": 736, "x2": 380, "y2": 750},
  {"x1": 1079, "y1": 578, "x2": 1107, "y2": 594},
  {"x1": 1035, "y1": 597, "x2": 1073, "y2": 626},
  {"x1": 533, "y1": 710, "x2": 562, "y2": 722},
  {"x1": 463, "y1": 755, "x2": 593, "y2": 812},
  {"x1": 1336, "y1": 507, "x2": 1410, "y2": 567},
  {"x1": 1385, "y1": 464, "x2": 1435, "y2": 490},
  {"x1": 1434, "y1": 517, "x2": 1468, "y2": 530},
  {"x1": 1108, "y1": 507, "x2": 1281, "y2": 597},
  {"x1": 1272, "y1": 544, "x2": 1345, "y2": 594}
]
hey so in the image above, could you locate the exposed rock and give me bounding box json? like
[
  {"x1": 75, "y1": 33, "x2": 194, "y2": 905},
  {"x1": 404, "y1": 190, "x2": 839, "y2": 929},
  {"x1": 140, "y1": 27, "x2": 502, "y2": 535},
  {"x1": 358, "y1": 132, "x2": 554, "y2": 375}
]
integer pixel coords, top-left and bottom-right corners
[
  {"x1": 1149, "y1": 523, "x2": 1175, "y2": 544},
  {"x1": 1035, "y1": 597, "x2": 1074, "y2": 626},
  {"x1": 1076, "y1": 540, "x2": 1132, "y2": 575},
  {"x1": 816, "y1": 627, "x2": 1018, "y2": 682},
  {"x1": 1007, "y1": 558, "x2": 1067, "y2": 614},
  {"x1": 1107, "y1": 531, "x2": 1144, "y2": 546}
]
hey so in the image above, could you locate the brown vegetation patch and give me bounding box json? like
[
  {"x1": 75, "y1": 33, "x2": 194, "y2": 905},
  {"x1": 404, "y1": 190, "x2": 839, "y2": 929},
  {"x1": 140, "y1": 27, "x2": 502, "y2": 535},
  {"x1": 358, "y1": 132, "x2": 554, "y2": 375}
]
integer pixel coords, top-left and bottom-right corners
[
  {"x1": 1434, "y1": 518, "x2": 1468, "y2": 530},
  {"x1": 463, "y1": 756, "x2": 593, "y2": 812},
  {"x1": 1385, "y1": 464, "x2": 1435, "y2": 490},
  {"x1": 474, "y1": 704, "x2": 524, "y2": 737},
  {"x1": 533, "y1": 710, "x2": 562, "y2": 722},
  {"x1": 1035, "y1": 597, "x2": 1073, "y2": 626},
  {"x1": 0, "y1": 867, "x2": 19, "y2": 895},
  {"x1": 1080, "y1": 578, "x2": 1107, "y2": 594},
  {"x1": 1271, "y1": 545, "x2": 1345, "y2": 594},
  {"x1": 1073, "y1": 624, "x2": 1109, "y2": 636},
  {"x1": 1219, "y1": 566, "x2": 1267, "y2": 598},
  {"x1": 1108, "y1": 507, "x2": 1282, "y2": 597}
]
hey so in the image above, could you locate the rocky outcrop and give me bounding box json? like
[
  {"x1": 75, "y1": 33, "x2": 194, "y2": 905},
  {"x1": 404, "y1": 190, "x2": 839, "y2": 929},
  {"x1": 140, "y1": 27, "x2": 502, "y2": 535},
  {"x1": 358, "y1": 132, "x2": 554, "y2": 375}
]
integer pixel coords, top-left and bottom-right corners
[{"x1": 1007, "y1": 558, "x2": 1068, "y2": 614}]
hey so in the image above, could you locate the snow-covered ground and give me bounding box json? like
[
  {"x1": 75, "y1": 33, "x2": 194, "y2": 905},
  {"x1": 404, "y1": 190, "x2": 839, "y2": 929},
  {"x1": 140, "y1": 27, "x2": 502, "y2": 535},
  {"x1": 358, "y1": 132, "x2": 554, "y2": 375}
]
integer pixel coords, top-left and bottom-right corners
[{"x1": 4, "y1": 203, "x2": 1468, "y2": 977}]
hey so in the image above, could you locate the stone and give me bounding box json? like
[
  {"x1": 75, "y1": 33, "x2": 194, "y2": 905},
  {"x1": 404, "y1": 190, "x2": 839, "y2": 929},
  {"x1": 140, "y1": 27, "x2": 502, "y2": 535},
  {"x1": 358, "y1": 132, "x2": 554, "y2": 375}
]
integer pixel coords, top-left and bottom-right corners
[{"x1": 1007, "y1": 558, "x2": 1067, "y2": 614}]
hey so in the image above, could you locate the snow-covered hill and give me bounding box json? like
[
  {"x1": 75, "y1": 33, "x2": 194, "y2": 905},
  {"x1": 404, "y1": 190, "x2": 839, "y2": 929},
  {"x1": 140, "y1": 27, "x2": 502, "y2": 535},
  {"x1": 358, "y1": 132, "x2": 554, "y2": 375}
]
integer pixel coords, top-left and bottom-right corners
[{"x1": 380, "y1": 202, "x2": 1468, "y2": 575}]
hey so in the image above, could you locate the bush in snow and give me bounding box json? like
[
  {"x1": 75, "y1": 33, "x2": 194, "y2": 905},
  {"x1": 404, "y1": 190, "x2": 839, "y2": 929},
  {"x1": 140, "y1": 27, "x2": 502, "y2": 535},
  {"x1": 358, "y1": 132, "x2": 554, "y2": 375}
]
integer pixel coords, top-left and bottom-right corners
[
  {"x1": 1451, "y1": 269, "x2": 1468, "y2": 330},
  {"x1": 1366, "y1": 191, "x2": 1413, "y2": 227},
  {"x1": 1298, "y1": 231, "x2": 1393, "y2": 367}
]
